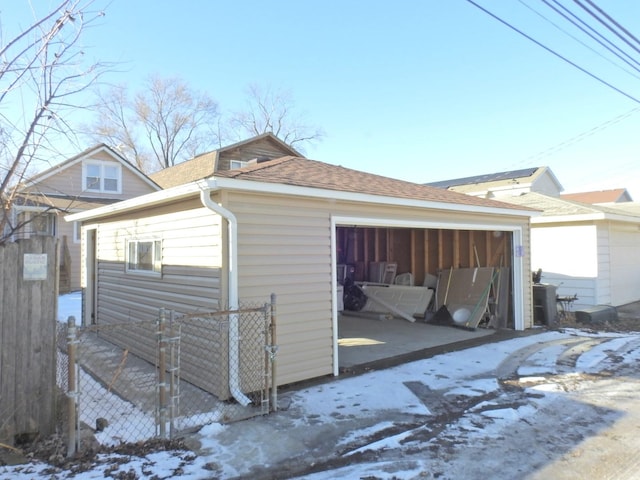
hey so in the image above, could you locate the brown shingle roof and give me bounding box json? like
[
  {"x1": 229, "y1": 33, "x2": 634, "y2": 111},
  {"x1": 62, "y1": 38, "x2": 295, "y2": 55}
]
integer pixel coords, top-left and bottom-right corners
[
  {"x1": 150, "y1": 151, "x2": 216, "y2": 189},
  {"x1": 561, "y1": 188, "x2": 632, "y2": 204},
  {"x1": 215, "y1": 156, "x2": 533, "y2": 211},
  {"x1": 150, "y1": 133, "x2": 302, "y2": 189},
  {"x1": 500, "y1": 192, "x2": 640, "y2": 219}
]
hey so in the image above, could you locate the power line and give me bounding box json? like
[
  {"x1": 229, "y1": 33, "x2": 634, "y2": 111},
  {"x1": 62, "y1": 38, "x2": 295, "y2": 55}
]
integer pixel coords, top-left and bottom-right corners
[
  {"x1": 464, "y1": 0, "x2": 640, "y2": 104},
  {"x1": 541, "y1": 0, "x2": 640, "y2": 73},
  {"x1": 521, "y1": 107, "x2": 640, "y2": 163},
  {"x1": 573, "y1": 0, "x2": 640, "y2": 55}
]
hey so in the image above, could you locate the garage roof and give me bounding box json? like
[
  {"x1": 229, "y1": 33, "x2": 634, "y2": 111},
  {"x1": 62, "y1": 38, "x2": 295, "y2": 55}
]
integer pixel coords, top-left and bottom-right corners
[
  {"x1": 215, "y1": 156, "x2": 533, "y2": 211},
  {"x1": 67, "y1": 156, "x2": 537, "y2": 222}
]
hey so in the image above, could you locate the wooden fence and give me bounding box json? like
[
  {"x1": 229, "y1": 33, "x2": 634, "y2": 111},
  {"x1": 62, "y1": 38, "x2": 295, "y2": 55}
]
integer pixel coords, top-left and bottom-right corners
[{"x1": 0, "y1": 236, "x2": 59, "y2": 445}]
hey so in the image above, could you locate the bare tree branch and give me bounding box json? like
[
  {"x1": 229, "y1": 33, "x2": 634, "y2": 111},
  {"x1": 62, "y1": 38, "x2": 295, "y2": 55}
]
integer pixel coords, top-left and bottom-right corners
[
  {"x1": 228, "y1": 84, "x2": 324, "y2": 153},
  {"x1": 86, "y1": 75, "x2": 220, "y2": 172},
  {"x1": 0, "y1": 0, "x2": 109, "y2": 243}
]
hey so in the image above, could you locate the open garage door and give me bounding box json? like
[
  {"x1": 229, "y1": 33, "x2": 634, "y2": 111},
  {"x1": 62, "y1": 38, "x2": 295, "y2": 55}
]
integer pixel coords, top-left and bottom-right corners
[{"x1": 331, "y1": 218, "x2": 525, "y2": 374}]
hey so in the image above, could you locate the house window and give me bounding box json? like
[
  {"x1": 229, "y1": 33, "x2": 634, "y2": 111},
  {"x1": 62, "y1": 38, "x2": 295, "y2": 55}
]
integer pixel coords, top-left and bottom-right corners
[
  {"x1": 229, "y1": 159, "x2": 248, "y2": 170},
  {"x1": 73, "y1": 222, "x2": 82, "y2": 243},
  {"x1": 83, "y1": 161, "x2": 122, "y2": 193},
  {"x1": 126, "y1": 239, "x2": 162, "y2": 275},
  {"x1": 31, "y1": 212, "x2": 56, "y2": 236}
]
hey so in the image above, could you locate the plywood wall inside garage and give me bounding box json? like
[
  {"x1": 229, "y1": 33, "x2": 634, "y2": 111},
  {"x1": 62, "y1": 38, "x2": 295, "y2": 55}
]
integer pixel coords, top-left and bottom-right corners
[{"x1": 337, "y1": 226, "x2": 512, "y2": 285}]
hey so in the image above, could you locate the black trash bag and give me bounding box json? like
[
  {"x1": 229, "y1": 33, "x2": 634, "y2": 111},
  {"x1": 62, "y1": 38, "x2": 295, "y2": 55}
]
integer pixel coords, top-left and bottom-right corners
[{"x1": 343, "y1": 278, "x2": 367, "y2": 311}]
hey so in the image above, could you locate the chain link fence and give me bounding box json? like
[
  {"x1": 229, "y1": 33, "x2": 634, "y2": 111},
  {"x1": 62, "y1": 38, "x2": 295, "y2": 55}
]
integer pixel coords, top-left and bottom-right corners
[{"x1": 57, "y1": 295, "x2": 277, "y2": 454}]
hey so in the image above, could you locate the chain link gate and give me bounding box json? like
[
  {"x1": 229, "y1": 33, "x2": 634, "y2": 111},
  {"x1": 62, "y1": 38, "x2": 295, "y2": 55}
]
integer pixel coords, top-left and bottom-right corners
[{"x1": 60, "y1": 295, "x2": 277, "y2": 455}]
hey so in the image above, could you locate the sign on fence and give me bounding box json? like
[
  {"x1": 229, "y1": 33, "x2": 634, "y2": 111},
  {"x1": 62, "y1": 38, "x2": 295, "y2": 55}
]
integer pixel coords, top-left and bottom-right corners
[{"x1": 0, "y1": 236, "x2": 59, "y2": 445}]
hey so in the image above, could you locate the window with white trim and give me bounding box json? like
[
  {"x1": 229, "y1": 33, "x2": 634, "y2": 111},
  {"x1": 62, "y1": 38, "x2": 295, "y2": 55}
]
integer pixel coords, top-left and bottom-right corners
[
  {"x1": 126, "y1": 239, "x2": 162, "y2": 275},
  {"x1": 229, "y1": 159, "x2": 248, "y2": 170},
  {"x1": 83, "y1": 161, "x2": 122, "y2": 193},
  {"x1": 31, "y1": 212, "x2": 56, "y2": 236}
]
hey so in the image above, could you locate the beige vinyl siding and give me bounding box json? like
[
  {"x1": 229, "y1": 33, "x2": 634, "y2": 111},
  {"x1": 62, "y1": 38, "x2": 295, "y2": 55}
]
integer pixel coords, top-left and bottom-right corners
[
  {"x1": 226, "y1": 191, "x2": 533, "y2": 386},
  {"x1": 30, "y1": 159, "x2": 155, "y2": 200},
  {"x1": 83, "y1": 188, "x2": 532, "y2": 390},
  {"x1": 217, "y1": 137, "x2": 295, "y2": 171},
  {"x1": 92, "y1": 205, "x2": 228, "y2": 395},
  {"x1": 229, "y1": 194, "x2": 334, "y2": 385}
]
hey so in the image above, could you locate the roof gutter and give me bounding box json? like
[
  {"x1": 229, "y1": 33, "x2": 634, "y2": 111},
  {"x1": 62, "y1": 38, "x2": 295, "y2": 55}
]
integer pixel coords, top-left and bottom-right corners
[{"x1": 198, "y1": 180, "x2": 251, "y2": 407}]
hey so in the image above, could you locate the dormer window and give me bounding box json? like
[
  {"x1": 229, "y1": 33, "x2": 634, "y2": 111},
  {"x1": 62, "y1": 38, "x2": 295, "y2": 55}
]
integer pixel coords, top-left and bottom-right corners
[
  {"x1": 83, "y1": 160, "x2": 122, "y2": 193},
  {"x1": 229, "y1": 159, "x2": 248, "y2": 170}
]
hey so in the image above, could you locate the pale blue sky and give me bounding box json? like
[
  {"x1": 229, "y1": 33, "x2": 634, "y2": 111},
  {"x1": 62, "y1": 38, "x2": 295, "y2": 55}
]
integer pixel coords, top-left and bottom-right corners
[{"x1": 6, "y1": 1, "x2": 640, "y2": 197}]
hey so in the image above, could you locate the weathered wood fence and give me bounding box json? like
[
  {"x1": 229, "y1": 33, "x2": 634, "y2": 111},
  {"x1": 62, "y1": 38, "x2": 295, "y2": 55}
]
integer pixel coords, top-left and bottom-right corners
[{"x1": 0, "y1": 236, "x2": 59, "y2": 445}]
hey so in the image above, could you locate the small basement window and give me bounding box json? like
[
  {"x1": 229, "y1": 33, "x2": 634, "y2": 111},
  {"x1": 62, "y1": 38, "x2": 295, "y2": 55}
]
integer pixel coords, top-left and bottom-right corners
[{"x1": 126, "y1": 239, "x2": 162, "y2": 275}]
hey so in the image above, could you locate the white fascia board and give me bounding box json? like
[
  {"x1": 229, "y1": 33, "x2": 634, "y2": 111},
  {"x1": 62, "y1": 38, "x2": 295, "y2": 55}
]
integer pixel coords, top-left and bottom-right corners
[
  {"x1": 65, "y1": 181, "x2": 205, "y2": 222},
  {"x1": 66, "y1": 176, "x2": 536, "y2": 224},
  {"x1": 331, "y1": 215, "x2": 524, "y2": 232},
  {"x1": 532, "y1": 212, "x2": 640, "y2": 224},
  {"x1": 488, "y1": 183, "x2": 534, "y2": 194},
  {"x1": 207, "y1": 178, "x2": 536, "y2": 218},
  {"x1": 13, "y1": 205, "x2": 48, "y2": 213}
]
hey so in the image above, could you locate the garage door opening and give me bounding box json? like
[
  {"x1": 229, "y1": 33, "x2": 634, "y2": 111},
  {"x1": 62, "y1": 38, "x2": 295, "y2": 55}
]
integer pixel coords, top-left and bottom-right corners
[{"x1": 334, "y1": 224, "x2": 515, "y2": 370}]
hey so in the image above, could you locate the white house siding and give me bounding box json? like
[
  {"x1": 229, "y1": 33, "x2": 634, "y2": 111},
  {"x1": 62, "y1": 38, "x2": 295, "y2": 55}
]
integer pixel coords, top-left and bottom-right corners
[
  {"x1": 531, "y1": 173, "x2": 561, "y2": 197},
  {"x1": 224, "y1": 191, "x2": 532, "y2": 386},
  {"x1": 596, "y1": 223, "x2": 612, "y2": 305},
  {"x1": 531, "y1": 224, "x2": 601, "y2": 307},
  {"x1": 608, "y1": 222, "x2": 640, "y2": 306}
]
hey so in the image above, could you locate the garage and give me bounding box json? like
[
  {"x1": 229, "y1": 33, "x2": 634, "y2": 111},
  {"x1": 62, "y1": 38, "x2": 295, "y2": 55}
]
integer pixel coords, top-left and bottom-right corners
[
  {"x1": 71, "y1": 155, "x2": 534, "y2": 388},
  {"x1": 333, "y1": 222, "x2": 521, "y2": 371}
]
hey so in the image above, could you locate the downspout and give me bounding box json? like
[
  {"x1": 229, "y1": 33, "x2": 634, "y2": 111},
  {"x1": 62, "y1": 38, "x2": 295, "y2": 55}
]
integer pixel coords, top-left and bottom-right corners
[{"x1": 199, "y1": 183, "x2": 251, "y2": 406}]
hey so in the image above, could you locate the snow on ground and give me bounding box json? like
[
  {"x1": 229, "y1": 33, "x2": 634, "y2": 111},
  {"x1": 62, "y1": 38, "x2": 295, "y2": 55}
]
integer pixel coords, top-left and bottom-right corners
[
  {"x1": 57, "y1": 291, "x2": 82, "y2": 322},
  {"x1": 2, "y1": 293, "x2": 640, "y2": 479}
]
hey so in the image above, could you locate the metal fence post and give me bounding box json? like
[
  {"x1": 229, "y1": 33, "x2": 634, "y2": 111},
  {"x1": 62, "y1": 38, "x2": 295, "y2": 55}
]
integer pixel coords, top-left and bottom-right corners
[
  {"x1": 66, "y1": 316, "x2": 77, "y2": 457},
  {"x1": 157, "y1": 309, "x2": 167, "y2": 438},
  {"x1": 168, "y1": 310, "x2": 177, "y2": 439},
  {"x1": 269, "y1": 294, "x2": 278, "y2": 412}
]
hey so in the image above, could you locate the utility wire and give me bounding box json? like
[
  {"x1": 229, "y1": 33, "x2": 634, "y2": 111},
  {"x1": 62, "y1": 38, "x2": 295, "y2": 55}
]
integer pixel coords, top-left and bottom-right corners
[
  {"x1": 573, "y1": 0, "x2": 640, "y2": 55},
  {"x1": 464, "y1": 0, "x2": 640, "y2": 104},
  {"x1": 521, "y1": 106, "x2": 640, "y2": 163},
  {"x1": 543, "y1": 0, "x2": 640, "y2": 72},
  {"x1": 583, "y1": 0, "x2": 640, "y2": 48}
]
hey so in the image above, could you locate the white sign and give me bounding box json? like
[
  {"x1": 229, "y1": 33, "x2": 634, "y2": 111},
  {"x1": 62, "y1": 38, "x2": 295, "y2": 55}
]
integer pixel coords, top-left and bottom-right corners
[{"x1": 23, "y1": 253, "x2": 48, "y2": 281}]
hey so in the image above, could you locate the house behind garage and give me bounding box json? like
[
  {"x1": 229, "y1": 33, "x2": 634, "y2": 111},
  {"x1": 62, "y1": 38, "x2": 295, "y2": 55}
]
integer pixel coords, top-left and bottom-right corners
[
  {"x1": 428, "y1": 166, "x2": 640, "y2": 308},
  {"x1": 67, "y1": 140, "x2": 536, "y2": 393}
]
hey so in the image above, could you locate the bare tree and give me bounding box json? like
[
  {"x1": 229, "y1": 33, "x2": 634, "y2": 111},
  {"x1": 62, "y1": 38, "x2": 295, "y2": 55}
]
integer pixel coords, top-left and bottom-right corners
[
  {"x1": 87, "y1": 75, "x2": 220, "y2": 172},
  {"x1": 0, "y1": 0, "x2": 108, "y2": 244},
  {"x1": 228, "y1": 84, "x2": 324, "y2": 153}
]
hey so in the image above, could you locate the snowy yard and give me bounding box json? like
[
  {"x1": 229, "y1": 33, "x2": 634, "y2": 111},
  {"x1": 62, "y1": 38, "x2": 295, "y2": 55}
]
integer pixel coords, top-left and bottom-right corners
[{"x1": 2, "y1": 293, "x2": 640, "y2": 479}]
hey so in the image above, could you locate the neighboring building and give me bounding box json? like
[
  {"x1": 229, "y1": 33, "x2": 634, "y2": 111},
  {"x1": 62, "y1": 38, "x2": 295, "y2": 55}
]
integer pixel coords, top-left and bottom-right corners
[
  {"x1": 150, "y1": 132, "x2": 303, "y2": 188},
  {"x1": 68, "y1": 155, "x2": 535, "y2": 392},
  {"x1": 429, "y1": 167, "x2": 640, "y2": 308},
  {"x1": 11, "y1": 144, "x2": 160, "y2": 292},
  {"x1": 561, "y1": 188, "x2": 633, "y2": 205},
  {"x1": 427, "y1": 166, "x2": 563, "y2": 198}
]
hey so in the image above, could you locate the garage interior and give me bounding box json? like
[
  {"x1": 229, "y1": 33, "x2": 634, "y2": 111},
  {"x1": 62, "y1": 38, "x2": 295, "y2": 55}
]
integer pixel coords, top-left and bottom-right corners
[{"x1": 336, "y1": 225, "x2": 515, "y2": 369}]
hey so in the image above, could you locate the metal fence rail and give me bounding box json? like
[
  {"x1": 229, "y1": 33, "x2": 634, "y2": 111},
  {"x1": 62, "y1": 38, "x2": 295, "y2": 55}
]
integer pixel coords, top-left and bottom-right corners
[{"x1": 58, "y1": 295, "x2": 277, "y2": 455}]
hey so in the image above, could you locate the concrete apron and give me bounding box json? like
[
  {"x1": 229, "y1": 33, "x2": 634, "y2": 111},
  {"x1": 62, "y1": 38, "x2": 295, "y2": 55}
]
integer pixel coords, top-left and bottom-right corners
[{"x1": 338, "y1": 313, "x2": 496, "y2": 369}]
